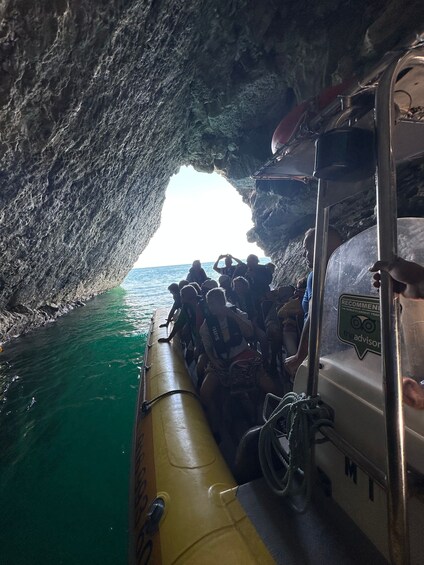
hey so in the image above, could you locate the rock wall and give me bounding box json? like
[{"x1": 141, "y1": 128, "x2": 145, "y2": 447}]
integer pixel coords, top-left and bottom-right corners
[{"x1": 0, "y1": 0, "x2": 423, "y2": 339}]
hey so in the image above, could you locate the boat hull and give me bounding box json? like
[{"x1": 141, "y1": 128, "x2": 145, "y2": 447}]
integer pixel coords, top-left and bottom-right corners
[{"x1": 130, "y1": 309, "x2": 274, "y2": 564}]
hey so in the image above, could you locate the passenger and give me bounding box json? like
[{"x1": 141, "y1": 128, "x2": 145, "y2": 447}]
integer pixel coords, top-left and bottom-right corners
[
  {"x1": 201, "y1": 279, "x2": 218, "y2": 296},
  {"x1": 244, "y1": 254, "x2": 273, "y2": 304},
  {"x1": 186, "y1": 260, "x2": 208, "y2": 285},
  {"x1": 197, "y1": 279, "x2": 218, "y2": 334},
  {"x1": 199, "y1": 288, "x2": 277, "y2": 434},
  {"x1": 403, "y1": 379, "x2": 424, "y2": 410},
  {"x1": 277, "y1": 278, "x2": 307, "y2": 357},
  {"x1": 213, "y1": 254, "x2": 243, "y2": 278},
  {"x1": 195, "y1": 279, "x2": 219, "y2": 385},
  {"x1": 218, "y1": 274, "x2": 237, "y2": 304},
  {"x1": 232, "y1": 276, "x2": 258, "y2": 321},
  {"x1": 232, "y1": 262, "x2": 248, "y2": 279},
  {"x1": 189, "y1": 281, "x2": 202, "y2": 295},
  {"x1": 178, "y1": 279, "x2": 189, "y2": 290},
  {"x1": 232, "y1": 276, "x2": 269, "y2": 368},
  {"x1": 284, "y1": 226, "x2": 343, "y2": 380},
  {"x1": 370, "y1": 256, "x2": 424, "y2": 299},
  {"x1": 265, "y1": 263, "x2": 276, "y2": 287},
  {"x1": 263, "y1": 285, "x2": 298, "y2": 375},
  {"x1": 158, "y1": 285, "x2": 200, "y2": 347},
  {"x1": 265, "y1": 262, "x2": 276, "y2": 275},
  {"x1": 370, "y1": 256, "x2": 424, "y2": 409},
  {"x1": 159, "y1": 283, "x2": 181, "y2": 328}
]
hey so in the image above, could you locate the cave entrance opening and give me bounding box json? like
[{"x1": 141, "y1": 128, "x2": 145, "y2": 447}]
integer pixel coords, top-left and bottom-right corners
[{"x1": 134, "y1": 166, "x2": 263, "y2": 269}]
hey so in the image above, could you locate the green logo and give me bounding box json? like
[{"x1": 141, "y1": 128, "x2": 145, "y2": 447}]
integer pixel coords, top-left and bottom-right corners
[{"x1": 337, "y1": 294, "x2": 381, "y2": 360}]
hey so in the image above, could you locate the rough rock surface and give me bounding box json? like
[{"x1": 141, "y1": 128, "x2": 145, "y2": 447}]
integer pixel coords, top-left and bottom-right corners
[{"x1": 0, "y1": 0, "x2": 423, "y2": 339}]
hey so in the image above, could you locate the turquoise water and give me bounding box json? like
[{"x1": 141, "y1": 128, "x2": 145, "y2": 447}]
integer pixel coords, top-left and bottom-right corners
[{"x1": 0, "y1": 263, "x2": 217, "y2": 565}]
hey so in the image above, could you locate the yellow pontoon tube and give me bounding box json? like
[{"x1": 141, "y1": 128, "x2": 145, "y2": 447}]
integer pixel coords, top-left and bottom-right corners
[{"x1": 130, "y1": 309, "x2": 274, "y2": 565}]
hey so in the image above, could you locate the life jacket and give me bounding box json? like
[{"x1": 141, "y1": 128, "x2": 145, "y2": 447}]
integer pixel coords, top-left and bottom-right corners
[
  {"x1": 205, "y1": 312, "x2": 244, "y2": 360},
  {"x1": 183, "y1": 303, "x2": 198, "y2": 342},
  {"x1": 234, "y1": 292, "x2": 256, "y2": 320},
  {"x1": 198, "y1": 298, "x2": 210, "y2": 319}
]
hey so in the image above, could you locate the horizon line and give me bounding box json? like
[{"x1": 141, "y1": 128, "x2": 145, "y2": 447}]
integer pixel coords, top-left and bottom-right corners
[{"x1": 132, "y1": 256, "x2": 271, "y2": 270}]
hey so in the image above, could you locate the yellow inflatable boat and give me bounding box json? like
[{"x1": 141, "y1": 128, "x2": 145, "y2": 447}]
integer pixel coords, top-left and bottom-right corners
[
  {"x1": 130, "y1": 309, "x2": 274, "y2": 565},
  {"x1": 130, "y1": 309, "x2": 391, "y2": 565}
]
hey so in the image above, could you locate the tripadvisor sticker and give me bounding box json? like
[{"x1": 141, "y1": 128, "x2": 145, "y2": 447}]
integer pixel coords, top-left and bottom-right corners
[{"x1": 338, "y1": 294, "x2": 381, "y2": 360}]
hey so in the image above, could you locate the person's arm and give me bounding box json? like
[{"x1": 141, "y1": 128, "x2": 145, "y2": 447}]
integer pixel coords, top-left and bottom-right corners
[
  {"x1": 213, "y1": 255, "x2": 225, "y2": 274},
  {"x1": 227, "y1": 308, "x2": 254, "y2": 340},
  {"x1": 403, "y1": 378, "x2": 424, "y2": 409},
  {"x1": 168, "y1": 302, "x2": 178, "y2": 322},
  {"x1": 284, "y1": 317, "x2": 310, "y2": 378},
  {"x1": 230, "y1": 255, "x2": 243, "y2": 265},
  {"x1": 370, "y1": 257, "x2": 424, "y2": 299},
  {"x1": 158, "y1": 309, "x2": 186, "y2": 343},
  {"x1": 159, "y1": 302, "x2": 177, "y2": 327}
]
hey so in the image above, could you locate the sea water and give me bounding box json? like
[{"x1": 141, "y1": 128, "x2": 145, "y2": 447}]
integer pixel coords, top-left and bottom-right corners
[{"x1": 0, "y1": 262, "x2": 218, "y2": 565}]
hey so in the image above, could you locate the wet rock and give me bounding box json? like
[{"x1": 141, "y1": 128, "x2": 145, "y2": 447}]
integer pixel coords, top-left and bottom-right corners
[{"x1": 0, "y1": 0, "x2": 423, "y2": 338}]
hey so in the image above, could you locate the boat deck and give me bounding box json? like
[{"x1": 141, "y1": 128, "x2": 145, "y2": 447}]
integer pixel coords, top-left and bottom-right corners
[{"x1": 238, "y1": 478, "x2": 389, "y2": 564}]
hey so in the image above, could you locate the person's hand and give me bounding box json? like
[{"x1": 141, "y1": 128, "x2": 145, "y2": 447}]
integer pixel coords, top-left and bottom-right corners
[
  {"x1": 158, "y1": 337, "x2": 171, "y2": 343},
  {"x1": 370, "y1": 257, "x2": 424, "y2": 299},
  {"x1": 284, "y1": 354, "x2": 301, "y2": 381},
  {"x1": 210, "y1": 357, "x2": 226, "y2": 370},
  {"x1": 403, "y1": 377, "x2": 424, "y2": 409},
  {"x1": 212, "y1": 304, "x2": 227, "y2": 318},
  {"x1": 226, "y1": 307, "x2": 238, "y2": 319}
]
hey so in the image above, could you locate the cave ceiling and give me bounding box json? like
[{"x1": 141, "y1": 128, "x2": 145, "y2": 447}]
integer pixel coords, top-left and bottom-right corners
[{"x1": 0, "y1": 0, "x2": 424, "y2": 338}]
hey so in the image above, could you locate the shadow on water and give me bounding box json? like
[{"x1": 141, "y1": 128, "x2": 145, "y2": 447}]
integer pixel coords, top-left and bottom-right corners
[
  {"x1": 0, "y1": 263, "x2": 218, "y2": 564},
  {"x1": 0, "y1": 284, "x2": 148, "y2": 565}
]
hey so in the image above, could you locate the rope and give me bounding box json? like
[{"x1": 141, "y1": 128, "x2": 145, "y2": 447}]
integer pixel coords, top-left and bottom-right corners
[
  {"x1": 258, "y1": 391, "x2": 334, "y2": 513},
  {"x1": 141, "y1": 389, "x2": 199, "y2": 415}
]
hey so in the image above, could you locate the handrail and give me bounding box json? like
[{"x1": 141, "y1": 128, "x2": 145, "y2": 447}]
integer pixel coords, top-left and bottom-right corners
[
  {"x1": 307, "y1": 180, "x2": 329, "y2": 397},
  {"x1": 375, "y1": 44, "x2": 424, "y2": 565}
]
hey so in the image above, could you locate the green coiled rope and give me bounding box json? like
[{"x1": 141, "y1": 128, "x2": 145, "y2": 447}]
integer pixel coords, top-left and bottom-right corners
[{"x1": 258, "y1": 391, "x2": 334, "y2": 513}]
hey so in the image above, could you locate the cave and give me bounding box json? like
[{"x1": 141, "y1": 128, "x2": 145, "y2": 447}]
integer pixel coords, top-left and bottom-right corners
[{"x1": 1, "y1": 0, "x2": 424, "y2": 339}]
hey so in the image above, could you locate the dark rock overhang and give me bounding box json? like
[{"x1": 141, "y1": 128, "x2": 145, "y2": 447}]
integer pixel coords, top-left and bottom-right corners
[{"x1": 0, "y1": 0, "x2": 423, "y2": 339}]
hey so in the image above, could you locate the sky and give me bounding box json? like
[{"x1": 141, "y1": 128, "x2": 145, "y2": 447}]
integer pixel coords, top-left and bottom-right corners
[{"x1": 134, "y1": 166, "x2": 264, "y2": 268}]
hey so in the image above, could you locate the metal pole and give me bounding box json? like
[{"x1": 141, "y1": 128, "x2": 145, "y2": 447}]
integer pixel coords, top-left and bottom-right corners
[
  {"x1": 307, "y1": 180, "x2": 329, "y2": 397},
  {"x1": 375, "y1": 46, "x2": 424, "y2": 565}
]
